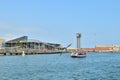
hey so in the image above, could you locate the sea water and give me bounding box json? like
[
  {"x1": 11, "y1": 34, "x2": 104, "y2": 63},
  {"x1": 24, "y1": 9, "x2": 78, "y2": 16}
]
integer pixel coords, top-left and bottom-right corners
[{"x1": 0, "y1": 52, "x2": 120, "y2": 80}]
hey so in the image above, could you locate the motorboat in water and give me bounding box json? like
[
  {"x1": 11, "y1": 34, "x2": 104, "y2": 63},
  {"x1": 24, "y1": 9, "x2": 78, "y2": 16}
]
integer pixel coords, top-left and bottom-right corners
[{"x1": 71, "y1": 51, "x2": 86, "y2": 58}]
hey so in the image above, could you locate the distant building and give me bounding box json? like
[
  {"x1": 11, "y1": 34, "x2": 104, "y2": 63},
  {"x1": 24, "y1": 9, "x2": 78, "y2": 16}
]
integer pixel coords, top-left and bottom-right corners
[
  {"x1": 67, "y1": 47, "x2": 76, "y2": 52},
  {"x1": 96, "y1": 44, "x2": 120, "y2": 52},
  {"x1": 82, "y1": 48, "x2": 95, "y2": 52},
  {"x1": 0, "y1": 39, "x2": 5, "y2": 49},
  {"x1": 5, "y1": 36, "x2": 62, "y2": 50}
]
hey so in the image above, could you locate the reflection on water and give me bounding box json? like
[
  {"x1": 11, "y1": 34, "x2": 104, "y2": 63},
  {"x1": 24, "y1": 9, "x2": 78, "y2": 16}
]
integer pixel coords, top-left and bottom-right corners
[{"x1": 0, "y1": 53, "x2": 120, "y2": 80}]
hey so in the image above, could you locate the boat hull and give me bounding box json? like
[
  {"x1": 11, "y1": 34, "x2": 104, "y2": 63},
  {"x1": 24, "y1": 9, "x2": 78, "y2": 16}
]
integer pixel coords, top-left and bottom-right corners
[
  {"x1": 71, "y1": 52, "x2": 86, "y2": 58},
  {"x1": 71, "y1": 55, "x2": 86, "y2": 58}
]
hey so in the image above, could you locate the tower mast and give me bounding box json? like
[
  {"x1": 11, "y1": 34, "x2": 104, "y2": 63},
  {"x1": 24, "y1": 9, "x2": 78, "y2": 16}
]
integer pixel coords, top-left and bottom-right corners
[{"x1": 76, "y1": 33, "x2": 81, "y2": 49}]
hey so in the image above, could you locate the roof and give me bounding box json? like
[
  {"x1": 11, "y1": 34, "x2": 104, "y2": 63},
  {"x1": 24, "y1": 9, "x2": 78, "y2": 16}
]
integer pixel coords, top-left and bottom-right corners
[{"x1": 6, "y1": 36, "x2": 28, "y2": 43}]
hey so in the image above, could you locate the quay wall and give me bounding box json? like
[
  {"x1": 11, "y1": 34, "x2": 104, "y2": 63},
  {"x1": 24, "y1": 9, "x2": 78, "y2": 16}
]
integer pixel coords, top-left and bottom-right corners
[{"x1": 0, "y1": 48, "x2": 67, "y2": 56}]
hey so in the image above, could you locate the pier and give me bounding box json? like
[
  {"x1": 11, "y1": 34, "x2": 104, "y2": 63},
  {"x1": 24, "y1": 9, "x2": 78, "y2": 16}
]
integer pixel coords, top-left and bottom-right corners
[{"x1": 0, "y1": 47, "x2": 67, "y2": 56}]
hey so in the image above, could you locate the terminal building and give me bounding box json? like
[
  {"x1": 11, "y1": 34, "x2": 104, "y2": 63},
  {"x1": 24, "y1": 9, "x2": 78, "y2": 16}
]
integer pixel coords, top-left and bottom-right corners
[{"x1": 5, "y1": 36, "x2": 62, "y2": 50}]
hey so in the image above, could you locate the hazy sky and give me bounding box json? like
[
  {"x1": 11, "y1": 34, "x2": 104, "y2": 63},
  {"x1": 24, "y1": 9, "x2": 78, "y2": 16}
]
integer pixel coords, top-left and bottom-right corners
[{"x1": 0, "y1": 0, "x2": 120, "y2": 48}]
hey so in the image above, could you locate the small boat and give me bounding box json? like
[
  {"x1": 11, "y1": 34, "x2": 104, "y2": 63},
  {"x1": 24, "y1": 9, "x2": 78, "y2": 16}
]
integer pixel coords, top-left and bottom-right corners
[{"x1": 71, "y1": 51, "x2": 86, "y2": 58}]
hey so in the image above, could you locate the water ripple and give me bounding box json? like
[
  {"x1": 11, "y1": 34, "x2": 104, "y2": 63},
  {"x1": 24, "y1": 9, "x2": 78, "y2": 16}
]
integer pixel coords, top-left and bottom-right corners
[{"x1": 0, "y1": 53, "x2": 120, "y2": 80}]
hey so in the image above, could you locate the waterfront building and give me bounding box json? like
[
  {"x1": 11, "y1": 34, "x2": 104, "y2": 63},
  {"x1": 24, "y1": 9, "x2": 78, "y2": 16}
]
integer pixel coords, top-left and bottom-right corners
[
  {"x1": 5, "y1": 36, "x2": 62, "y2": 50},
  {"x1": 96, "y1": 44, "x2": 120, "y2": 52}
]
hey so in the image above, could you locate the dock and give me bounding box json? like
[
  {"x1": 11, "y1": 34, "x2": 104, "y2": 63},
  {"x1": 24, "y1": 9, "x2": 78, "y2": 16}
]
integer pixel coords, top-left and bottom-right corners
[{"x1": 0, "y1": 48, "x2": 67, "y2": 56}]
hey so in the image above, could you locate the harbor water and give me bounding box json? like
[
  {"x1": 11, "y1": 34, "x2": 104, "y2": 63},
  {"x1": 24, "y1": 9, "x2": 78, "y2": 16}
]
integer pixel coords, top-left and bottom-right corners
[{"x1": 0, "y1": 52, "x2": 120, "y2": 80}]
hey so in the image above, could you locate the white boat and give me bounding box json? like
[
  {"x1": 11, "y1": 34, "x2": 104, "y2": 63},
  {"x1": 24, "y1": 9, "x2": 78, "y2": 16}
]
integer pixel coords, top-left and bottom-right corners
[{"x1": 71, "y1": 52, "x2": 86, "y2": 58}]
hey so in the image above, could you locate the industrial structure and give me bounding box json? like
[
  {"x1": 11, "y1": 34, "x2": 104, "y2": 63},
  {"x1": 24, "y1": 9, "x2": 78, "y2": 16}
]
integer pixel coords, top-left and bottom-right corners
[{"x1": 76, "y1": 33, "x2": 81, "y2": 49}]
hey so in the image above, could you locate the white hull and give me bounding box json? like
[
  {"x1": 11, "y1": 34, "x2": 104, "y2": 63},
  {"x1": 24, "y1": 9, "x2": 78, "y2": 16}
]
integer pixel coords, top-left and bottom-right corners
[{"x1": 71, "y1": 52, "x2": 86, "y2": 58}]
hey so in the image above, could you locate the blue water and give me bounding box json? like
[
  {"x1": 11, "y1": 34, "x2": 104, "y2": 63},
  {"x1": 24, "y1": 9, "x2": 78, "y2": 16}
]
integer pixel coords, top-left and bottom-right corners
[{"x1": 0, "y1": 52, "x2": 120, "y2": 80}]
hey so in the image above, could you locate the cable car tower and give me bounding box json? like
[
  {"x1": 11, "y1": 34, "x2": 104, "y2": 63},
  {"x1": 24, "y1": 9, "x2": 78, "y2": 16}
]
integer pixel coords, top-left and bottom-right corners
[{"x1": 76, "y1": 33, "x2": 81, "y2": 49}]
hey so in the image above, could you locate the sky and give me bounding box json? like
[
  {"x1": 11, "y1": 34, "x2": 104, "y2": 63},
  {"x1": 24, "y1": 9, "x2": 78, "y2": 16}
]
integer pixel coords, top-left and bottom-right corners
[{"x1": 0, "y1": 0, "x2": 120, "y2": 48}]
